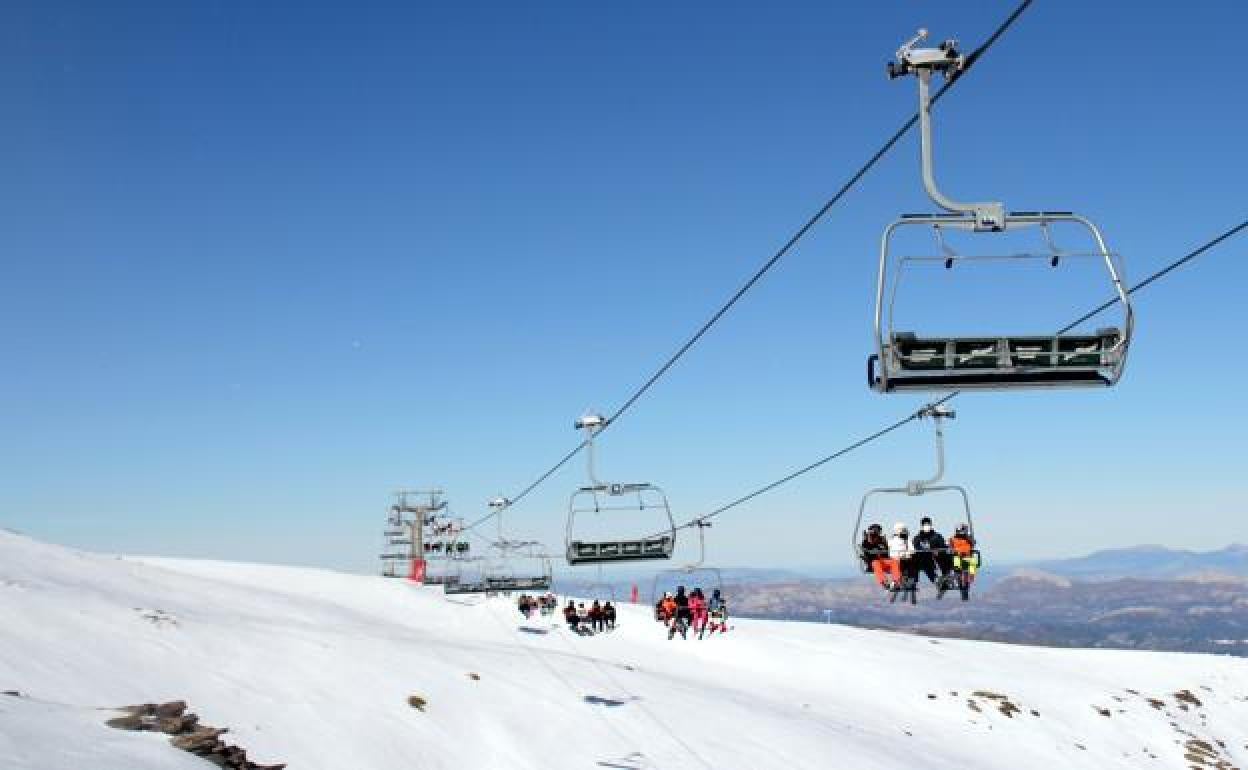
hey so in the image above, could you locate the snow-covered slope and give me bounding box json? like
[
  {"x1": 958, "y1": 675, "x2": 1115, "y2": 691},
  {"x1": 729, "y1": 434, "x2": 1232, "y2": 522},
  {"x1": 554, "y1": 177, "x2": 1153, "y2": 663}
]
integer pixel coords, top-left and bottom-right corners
[{"x1": 1, "y1": 530, "x2": 1245, "y2": 770}]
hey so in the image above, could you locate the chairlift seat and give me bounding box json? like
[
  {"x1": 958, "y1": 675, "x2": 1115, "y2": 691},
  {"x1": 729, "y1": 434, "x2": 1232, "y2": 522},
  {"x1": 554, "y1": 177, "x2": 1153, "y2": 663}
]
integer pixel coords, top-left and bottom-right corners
[
  {"x1": 443, "y1": 580, "x2": 490, "y2": 595},
  {"x1": 566, "y1": 536, "x2": 674, "y2": 566},
  {"x1": 486, "y1": 576, "x2": 551, "y2": 592},
  {"x1": 873, "y1": 328, "x2": 1121, "y2": 391}
]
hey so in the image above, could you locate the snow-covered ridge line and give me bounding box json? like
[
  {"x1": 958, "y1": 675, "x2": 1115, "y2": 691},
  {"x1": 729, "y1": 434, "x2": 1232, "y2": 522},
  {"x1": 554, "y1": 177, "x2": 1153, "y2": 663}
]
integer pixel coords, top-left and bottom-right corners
[{"x1": 1, "y1": 530, "x2": 1246, "y2": 770}]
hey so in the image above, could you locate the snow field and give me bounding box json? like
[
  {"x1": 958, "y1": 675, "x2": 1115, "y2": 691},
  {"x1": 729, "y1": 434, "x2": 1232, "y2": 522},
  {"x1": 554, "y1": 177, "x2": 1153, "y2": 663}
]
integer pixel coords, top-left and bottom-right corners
[{"x1": 1, "y1": 530, "x2": 1245, "y2": 769}]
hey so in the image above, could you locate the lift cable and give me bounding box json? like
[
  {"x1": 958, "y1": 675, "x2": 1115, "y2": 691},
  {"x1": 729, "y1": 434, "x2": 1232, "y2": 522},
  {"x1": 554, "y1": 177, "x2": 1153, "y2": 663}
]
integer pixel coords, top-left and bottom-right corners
[
  {"x1": 463, "y1": 0, "x2": 1035, "y2": 533},
  {"x1": 655, "y1": 217, "x2": 1248, "y2": 537}
]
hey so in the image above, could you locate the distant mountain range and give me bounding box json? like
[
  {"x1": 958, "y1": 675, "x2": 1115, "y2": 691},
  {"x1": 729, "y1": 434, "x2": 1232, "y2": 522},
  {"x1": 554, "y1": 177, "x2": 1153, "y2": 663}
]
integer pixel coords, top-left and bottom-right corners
[{"x1": 1014, "y1": 544, "x2": 1248, "y2": 581}]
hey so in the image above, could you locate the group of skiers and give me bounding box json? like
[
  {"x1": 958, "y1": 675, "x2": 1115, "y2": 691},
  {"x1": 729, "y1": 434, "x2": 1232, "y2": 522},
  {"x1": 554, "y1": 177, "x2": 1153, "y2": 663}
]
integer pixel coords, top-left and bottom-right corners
[
  {"x1": 563, "y1": 599, "x2": 617, "y2": 635},
  {"x1": 654, "y1": 586, "x2": 728, "y2": 640},
  {"x1": 859, "y1": 517, "x2": 980, "y2": 600},
  {"x1": 517, "y1": 593, "x2": 558, "y2": 619}
]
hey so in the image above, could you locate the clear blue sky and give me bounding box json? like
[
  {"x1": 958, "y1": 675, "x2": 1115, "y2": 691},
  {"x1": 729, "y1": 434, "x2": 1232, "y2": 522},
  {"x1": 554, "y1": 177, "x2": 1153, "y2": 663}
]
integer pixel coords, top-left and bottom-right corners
[{"x1": 2, "y1": 1, "x2": 1245, "y2": 575}]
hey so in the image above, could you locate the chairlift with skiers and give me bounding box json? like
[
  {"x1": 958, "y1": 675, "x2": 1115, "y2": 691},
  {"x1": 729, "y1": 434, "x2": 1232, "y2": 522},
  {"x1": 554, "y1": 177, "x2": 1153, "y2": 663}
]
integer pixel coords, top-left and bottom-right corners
[
  {"x1": 852, "y1": 404, "x2": 981, "y2": 602},
  {"x1": 649, "y1": 520, "x2": 722, "y2": 605}
]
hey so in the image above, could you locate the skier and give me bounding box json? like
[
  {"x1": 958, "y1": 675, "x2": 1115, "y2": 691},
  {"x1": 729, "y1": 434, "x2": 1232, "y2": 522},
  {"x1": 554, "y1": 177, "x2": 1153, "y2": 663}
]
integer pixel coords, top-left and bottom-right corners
[
  {"x1": 673, "y1": 586, "x2": 692, "y2": 629},
  {"x1": 689, "y1": 588, "x2": 708, "y2": 637},
  {"x1": 575, "y1": 602, "x2": 593, "y2": 635},
  {"x1": 517, "y1": 595, "x2": 532, "y2": 618},
  {"x1": 659, "y1": 593, "x2": 677, "y2": 625},
  {"x1": 911, "y1": 516, "x2": 953, "y2": 587},
  {"x1": 589, "y1": 600, "x2": 604, "y2": 633},
  {"x1": 563, "y1": 600, "x2": 579, "y2": 631},
  {"x1": 888, "y1": 522, "x2": 917, "y2": 599},
  {"x1": 603, "y1": 601, "x2": 617, "y2": 630},
  {"x1": 860, "y1": 523, "x2": 898, "y2": 588},
  {"x1": 705, "y1": 588, "x2": 728, "y2": 636},
  {"x1": 667, "y1": 607, "x2": 689, "y2": 640},
  {"x1": 949, "y1": 523, "x2": 980, "y2": 600}
]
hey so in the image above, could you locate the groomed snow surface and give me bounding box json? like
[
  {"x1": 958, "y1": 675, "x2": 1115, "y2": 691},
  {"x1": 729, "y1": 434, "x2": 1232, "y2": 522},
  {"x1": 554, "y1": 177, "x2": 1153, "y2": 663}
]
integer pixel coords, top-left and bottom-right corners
[{"x1": 1, "y1": 531, "x2": 1245, "y2": 770}]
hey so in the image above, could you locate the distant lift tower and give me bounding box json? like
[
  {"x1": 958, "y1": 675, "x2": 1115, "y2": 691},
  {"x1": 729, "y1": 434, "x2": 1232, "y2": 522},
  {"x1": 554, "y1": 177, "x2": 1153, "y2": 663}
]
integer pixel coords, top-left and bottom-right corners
[{"x1": 380, "y1": 488, "x2": 448, "y2": 582}]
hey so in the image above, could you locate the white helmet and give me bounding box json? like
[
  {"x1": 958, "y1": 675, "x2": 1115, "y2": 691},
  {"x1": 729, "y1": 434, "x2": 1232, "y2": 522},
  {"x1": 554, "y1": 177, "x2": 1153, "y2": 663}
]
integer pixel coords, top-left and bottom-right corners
[{"x1": 893, "y1": 522, "x2": 908, "y2": 535}]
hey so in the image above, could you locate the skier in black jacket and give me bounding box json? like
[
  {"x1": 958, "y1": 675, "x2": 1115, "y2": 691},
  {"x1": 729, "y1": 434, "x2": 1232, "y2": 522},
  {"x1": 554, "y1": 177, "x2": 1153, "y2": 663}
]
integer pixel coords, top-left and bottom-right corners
[
  {"x1": 911, "y1": 516, "x2": 953, "y2": 585},
  {"x1": 668, "y1": 586, "x2": 691, "y2": 640}
]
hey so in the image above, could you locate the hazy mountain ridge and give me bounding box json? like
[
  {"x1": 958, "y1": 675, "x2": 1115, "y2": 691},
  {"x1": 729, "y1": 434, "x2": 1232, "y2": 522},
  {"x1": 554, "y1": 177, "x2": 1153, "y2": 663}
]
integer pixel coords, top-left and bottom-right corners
[{"x1": 1017, "y1": 544, "x2": 1248, "y2": 581}]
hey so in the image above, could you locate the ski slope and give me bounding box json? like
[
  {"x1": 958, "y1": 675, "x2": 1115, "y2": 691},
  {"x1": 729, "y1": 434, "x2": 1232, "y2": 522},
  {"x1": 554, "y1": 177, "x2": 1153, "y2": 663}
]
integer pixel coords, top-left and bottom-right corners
[{"x1": 1, "y1": 530, "x2": 1245, "y2": 770}]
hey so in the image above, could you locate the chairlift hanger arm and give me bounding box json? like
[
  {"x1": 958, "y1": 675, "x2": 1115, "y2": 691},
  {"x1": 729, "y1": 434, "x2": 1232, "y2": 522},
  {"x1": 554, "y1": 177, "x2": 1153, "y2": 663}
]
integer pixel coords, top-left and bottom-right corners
[{"x1": 888, "y1": 29, "x2": 1004, "y2": 231}]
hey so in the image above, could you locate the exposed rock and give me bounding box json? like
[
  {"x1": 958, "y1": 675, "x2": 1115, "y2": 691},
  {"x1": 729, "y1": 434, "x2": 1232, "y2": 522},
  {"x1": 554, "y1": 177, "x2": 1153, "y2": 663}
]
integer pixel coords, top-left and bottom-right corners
[
  {"x1": 155, "y1": 700, "x2": 187, "y2": 718},
  {"x1": 104, "y1": 699, "x2": 284, "y2": 769},
  {"x1": 157, "y1": 714, "x2": 199, "y2": 734},
  {"x1": 105, "y1": 714, "x2": 146, "y2": 731},
  {"x1": 171, "y1": 726, "x2": 228, "y2": 752}
]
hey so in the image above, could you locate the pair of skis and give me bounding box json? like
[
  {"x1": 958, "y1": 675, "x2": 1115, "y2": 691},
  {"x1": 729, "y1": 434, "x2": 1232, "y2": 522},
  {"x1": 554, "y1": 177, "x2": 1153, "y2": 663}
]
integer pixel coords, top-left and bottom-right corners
[
  {"x1": 886, "y1": 573, "x2": 971, "y2": 603},
  {"x1": 888, "y1": 578, "x2": 918, "y2": 605},
  {"x1": 935, "y1": 571, "x2": 972, "y2": 601}
]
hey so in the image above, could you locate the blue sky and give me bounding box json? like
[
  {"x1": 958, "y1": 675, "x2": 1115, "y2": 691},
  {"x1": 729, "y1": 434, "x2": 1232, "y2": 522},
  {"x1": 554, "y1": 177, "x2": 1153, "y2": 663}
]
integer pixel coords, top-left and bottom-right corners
[{"x1": 2, "y1": 1, "x2": 1245, "y2": 575}]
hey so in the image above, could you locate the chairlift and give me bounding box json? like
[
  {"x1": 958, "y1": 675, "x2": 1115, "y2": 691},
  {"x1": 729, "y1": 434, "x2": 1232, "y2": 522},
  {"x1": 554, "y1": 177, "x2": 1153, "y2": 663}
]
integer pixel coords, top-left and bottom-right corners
[
  {"x1": 851, "y1": 404, "x2": 981, "y2": 600},
  {"x1": 481, "y1": 497, "x2": 553, "y2": 593},
  {"x1": 565, "y1": 413, "x2": 677, "y2": 565},
  {"x1": 868, "y1": 30, "x2": 1133, "y2": 393},
  {"x1": 442, "y1": 557, "x2": 489, "y2": 595},
  {"x1": 650, "y1": 520, "x2": 723, "y2": 605}
]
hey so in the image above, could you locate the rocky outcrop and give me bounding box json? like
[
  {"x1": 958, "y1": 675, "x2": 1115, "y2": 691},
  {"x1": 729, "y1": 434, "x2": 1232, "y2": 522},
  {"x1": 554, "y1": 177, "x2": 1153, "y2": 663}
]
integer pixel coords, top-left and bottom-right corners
[{"x1": 106, "y1": 700, "x2": 284, "y2": 769}]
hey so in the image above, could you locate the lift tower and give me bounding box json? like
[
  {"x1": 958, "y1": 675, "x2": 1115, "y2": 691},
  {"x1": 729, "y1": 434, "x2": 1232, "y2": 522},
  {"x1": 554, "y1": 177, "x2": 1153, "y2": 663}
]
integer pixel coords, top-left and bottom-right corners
[{"x1": 380, "y1": 488, "x2": 447, "y2": 582}]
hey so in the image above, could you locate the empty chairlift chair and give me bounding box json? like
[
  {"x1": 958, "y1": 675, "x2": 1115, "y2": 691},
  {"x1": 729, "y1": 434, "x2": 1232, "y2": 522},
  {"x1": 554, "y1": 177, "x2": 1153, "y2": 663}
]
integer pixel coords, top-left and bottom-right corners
[
  {"x1": 478, "y1": 497, "x2": 553, "y2": 593},
  {"x1": 442, "y1": 558, "x2": 488, "y2": 595},
  {"x1": 565, "y1": 413, "x2": 677, "y2": 566},
  {"x1": 867, "y1": 30, "x2": 1133, "y2": 394}
]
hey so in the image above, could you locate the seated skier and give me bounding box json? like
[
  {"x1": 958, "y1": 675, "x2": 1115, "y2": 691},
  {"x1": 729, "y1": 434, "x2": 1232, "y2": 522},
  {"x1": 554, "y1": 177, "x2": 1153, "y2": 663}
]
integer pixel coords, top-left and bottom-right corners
[
  {"x1": 705, "y1": 588, "x2": 728, "y2": 635},
  {"x1": 574, "y1": 603, "x2": 593, "y2": 635},
  {"x1": 888, "y1": 522, "x2": 916, "y2": 592},
  {"x1": 689, "y1": 588, "x2": 708, "y2": 636},
  {"x1": 659, "y1": 593, "x2": 677, "y2": 626},
  {"x1": 911, "y1": 516, "x2": 953, "y2": 587},
  {"x1": 860, "y1": 523, "x2": 897, "y2": 589},
  {"x1": 949, "y1": 524, "x2": 979, "y2": 580},
  {"x1": 667, "y1": 607, "x2": 689, "y2": 640}
]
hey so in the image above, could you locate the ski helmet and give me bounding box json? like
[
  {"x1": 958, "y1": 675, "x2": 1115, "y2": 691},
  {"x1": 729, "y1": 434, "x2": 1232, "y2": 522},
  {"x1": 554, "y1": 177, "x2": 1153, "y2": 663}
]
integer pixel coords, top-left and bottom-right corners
[{"x1": 893, "y1": 522, "x2": 907, "y2": 535}]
